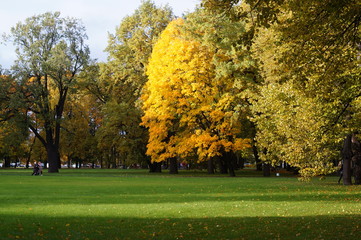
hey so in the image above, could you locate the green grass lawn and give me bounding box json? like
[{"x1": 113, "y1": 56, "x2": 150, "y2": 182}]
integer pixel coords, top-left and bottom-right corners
[{"x1": 0, "y1": 168, "x2": 360, "y2": 240}]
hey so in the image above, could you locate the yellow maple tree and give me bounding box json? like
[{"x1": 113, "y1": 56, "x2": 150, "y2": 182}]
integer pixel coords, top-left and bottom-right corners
[{"x1": 142, "y1": 18, "x2": 251, "y2": 169}]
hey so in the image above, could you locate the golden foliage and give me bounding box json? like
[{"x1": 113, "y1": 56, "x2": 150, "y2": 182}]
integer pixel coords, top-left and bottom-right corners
[{"x1": 142, "y1": 18, "x2": 251, "y2": 163}]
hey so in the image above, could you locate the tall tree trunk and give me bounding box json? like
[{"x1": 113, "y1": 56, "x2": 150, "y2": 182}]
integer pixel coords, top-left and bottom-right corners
[
  {"x1": 75, "y1": 157, "x2": 82, "y2": 168},
  {"x1": 253, "y1": 145, "x2": 262, "y2": 171},
  {"x1": 217, "y1": 156, "x2": 228, "y2": 174},
  {"x1": 227, "y1": 152, "x2": 236, "y2": 177},
  {"x1": 47, "y1": 144, "x2": 60, "y2": 173},
  {"x1": 342, "y1": 135, "x2": 353, "y2": 185},
  {"x1": 228, "y1": 163, "x2": 236, "y2": 177},
  {"x1": 110, "y1": 146, "x2": 117, "y2": 168},
  {"x1": 352, "y1": 134, "x2": 361, "y2": 185},
  {"x1": 100, "y1": 157, "x2": 103, "y2": 169},
  {"x1": 238, "y1": 155, "x2": 245, "y2": 169},
  {"x1": 263, "y1": 163, "x2": 271, "y2": 177},
  {"x1": 26, "y1": 137, "x2": 36, "y2": 169},
  {"x1": 354, "y1": 162, "x2": 361, "y2": 185},
  {"x1": 30, "y1": 124, "x2": 61, "y2": 173},
  {"x1": 26, "y1": 157, "x2": 31, "y2": 169},
  {"x1": 4, "y1": 156, "x2": 11, "y2": 168},
  {"x1": 154, "y1": 162, "x2": 162, "y2": 172},
  {"x1": 207, "y1": 158, "x2": 215, "y2": 174},
  {"x1": 169, "y1": 157, "x2": 178, "y2": 174},
  {"x1": 43, "y1": 160, "x2": 48, "y2": 169},
  {"x1": 149, "y1": 161, "x2": 162, "y2": 173},
  {"x1": 67, "y1": 155, "x2": 71, "y2": 168}
]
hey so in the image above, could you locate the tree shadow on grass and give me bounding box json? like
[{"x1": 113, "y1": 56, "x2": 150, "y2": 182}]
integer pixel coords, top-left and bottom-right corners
[{"x1": 1, "y1": 214, "x2": 360, "y2": 240}]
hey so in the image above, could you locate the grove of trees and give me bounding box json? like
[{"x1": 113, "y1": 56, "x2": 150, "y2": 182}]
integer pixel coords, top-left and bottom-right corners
[{"x1": 0, "y1": 0, "x2": 360, "y2": 183}]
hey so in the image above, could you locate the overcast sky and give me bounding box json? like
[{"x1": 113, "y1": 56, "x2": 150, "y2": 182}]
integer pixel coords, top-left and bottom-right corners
[{"x1": 0, "y1": 0, "x2": 199, "y2": 69}]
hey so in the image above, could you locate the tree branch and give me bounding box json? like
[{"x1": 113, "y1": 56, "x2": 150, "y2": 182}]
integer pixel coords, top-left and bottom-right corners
[{"x1": 29, "y1": 124, "x2": 47, "y2": 147}]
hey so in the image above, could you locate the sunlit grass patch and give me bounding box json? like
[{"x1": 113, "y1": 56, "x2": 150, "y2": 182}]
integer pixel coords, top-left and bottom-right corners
[{"x1": 0, "y1": 169, "x2": 360, "y2": 239}]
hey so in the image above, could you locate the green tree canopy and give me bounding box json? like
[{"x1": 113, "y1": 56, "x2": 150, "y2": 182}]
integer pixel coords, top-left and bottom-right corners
[
  {"x1": 250, "y1": 0, "x2": 361, "y2": 180},
  {"x1": 80, "y1": 0, "x2": 174, "y2": 169},
  {"x1": 3, "y1": 12, "x2": 91, "y2": 172}
]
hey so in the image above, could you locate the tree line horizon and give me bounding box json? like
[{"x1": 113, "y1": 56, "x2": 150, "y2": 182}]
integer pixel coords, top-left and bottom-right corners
[{"x1": 0, "y1": 0, "x2": 360, "y2": 184}]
